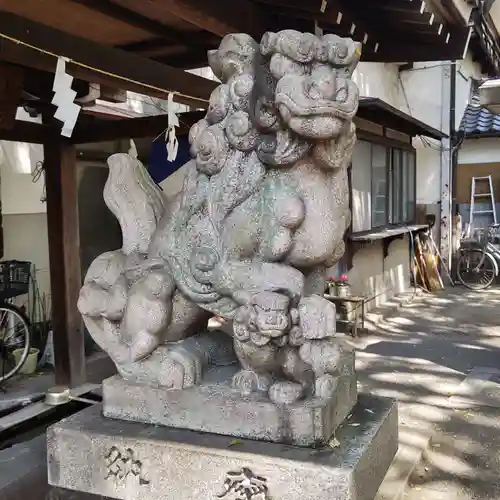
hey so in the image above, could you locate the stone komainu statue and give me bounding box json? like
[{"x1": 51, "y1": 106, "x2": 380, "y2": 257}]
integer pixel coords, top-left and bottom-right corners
[{"x1": 78, "y1": 30, "x2": 361, "y2": 405}]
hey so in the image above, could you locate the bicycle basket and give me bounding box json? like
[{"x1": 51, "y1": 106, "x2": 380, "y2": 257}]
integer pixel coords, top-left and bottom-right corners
[{"x1": 0, "y1": 260, "x2": 31, "y2": 300}]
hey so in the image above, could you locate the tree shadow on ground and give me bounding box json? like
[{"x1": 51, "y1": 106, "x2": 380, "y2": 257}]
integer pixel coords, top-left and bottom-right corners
[{"x1": 354, "y1": 286, "x2": 500, "y2": 500}]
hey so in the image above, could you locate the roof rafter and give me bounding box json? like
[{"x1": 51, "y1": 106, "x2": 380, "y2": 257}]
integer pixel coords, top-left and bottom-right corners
[
  {"x1": 69, "y1": 0, "x2": 216, "y2": 50},
  {"x1": 255, "y1": 0, "x2": 380, "y2": 53},
  {"x1": 109, "y1": 0, "x2": 262, "y2": 38}
]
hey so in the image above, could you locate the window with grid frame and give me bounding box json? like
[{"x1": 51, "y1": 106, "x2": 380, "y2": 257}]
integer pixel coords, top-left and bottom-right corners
[{"x1": 369, "y1": 143, "x2": 416, "y2": 228}]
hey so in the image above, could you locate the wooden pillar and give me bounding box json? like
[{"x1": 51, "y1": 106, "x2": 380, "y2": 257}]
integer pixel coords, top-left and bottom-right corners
[
  {"x1": 0, "y1": 63, "x2": 24, "y2": 130},
  {"x1": 44, "y1": 137, "x2": 86, "y2": 387}
]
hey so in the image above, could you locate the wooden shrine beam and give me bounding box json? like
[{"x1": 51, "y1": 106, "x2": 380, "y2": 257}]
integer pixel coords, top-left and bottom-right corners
[
  {"x1": 350, "y1": 0, "x2": 447, "y2": 39},
  {"x1": 111, "y1": 0, "x2": 262, "y2": 38},
  {"x1": 365, "y1": 40, "x2": 463, "y2": 62},
  {"x1": 326, "y1": 0, "x2": 399, "y2": 52},
  {"x1": 155, "y1": 49, "x2": 211, "y2": 70},
  {"x1": 256, "y1": 0, "x2": 379, "y2": 51},
  {"x1": 69, "y1": 0, "x2": 216, "y2": 50},
  {"x1": 256, "y1": 0, "x2": 345, "y2": 28},
  {"x1": 44, "y1": 136, "x2": 86, "y2": 387},
  {"x1": 0, "y1": 120, "x2": 54, "y2": 143},
  {"x1": 0, "y1": 11, "x2": 217, "y2": 107},
  {"x1": 70, "y1": 110, "x2": 204, "y2": 143}
]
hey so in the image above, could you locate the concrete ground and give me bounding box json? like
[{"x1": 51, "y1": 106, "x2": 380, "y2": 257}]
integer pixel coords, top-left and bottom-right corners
[
  {"x1": 351, "y1": 286, "x2": 500, "y2": 500},
  {"x1": 0, "y1": 352, "x2": 114, "y2": 398}
]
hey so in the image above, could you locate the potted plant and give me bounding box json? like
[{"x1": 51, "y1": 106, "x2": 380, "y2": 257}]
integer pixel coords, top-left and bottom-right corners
[
  {"x1": 335, "y1": 274, "x2": 351, "y2": 298},
  {"x1": 326, "y1": 276, "x2": 337, "y2": 296}
]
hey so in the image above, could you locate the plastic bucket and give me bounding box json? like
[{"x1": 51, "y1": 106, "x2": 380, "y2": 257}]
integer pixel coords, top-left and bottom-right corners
[{"x1": 13, "y1": 348, "x2": 39, "y2": 375}]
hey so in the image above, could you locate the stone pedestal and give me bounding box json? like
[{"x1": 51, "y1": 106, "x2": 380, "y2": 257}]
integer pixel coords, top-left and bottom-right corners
[
  {"x1": 47, "y1": 394, "x2": 397, "y2": 500},
  {"x1": 102, "y1": 352, "x2": 357, "y2": 447}
]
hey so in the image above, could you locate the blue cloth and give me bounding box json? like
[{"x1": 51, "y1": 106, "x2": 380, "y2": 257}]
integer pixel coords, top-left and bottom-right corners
[{"x1": 148, "y1": 135, "x2": 190, "y2": 184}]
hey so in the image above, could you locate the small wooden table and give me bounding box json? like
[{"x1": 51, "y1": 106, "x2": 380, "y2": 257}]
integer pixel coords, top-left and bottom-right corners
[{"x1": 324, "y1": 294, "x2": 366, "y2": 337}]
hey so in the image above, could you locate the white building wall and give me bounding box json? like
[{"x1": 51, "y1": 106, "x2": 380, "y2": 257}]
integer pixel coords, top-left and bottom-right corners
[
  {"x1": 415, "y1": 141, "x2": 442, "y2": 205},
  {"x1": 401, "y1": 63, "x2": 444, "y2": 130},
  {"x1": 458, "y1": 138, "x2": 500, "y2": 164},
  {"x1": 348, "y1": 243, "x2": 385, "y2": 301},
  {"x1": 384, "y1": 238, "x2": 411, "y2": 298},
  {"x1": 0, "y1": 141, "x2": 45, "y2": 215},
  {"x1": 2, "y1": 213, "x2": 50, "y2": 318},
  {"x1": 451, "y1": 0, "x2": 474, "y2": 24},
  {"x1": 400, "y1": 64, "x2": 445, "y2": 207},
  {"x1": 353, "y1": 63, "x2": 406, "y2": 107},
  {"x1": 488, "y1": 1, "x2": 500, "y2": 35},
  {"x1": 0, "y1": 109, "x2": 46, "y2": 215},
  {"x1": 346, "y1": 237, "x2": 411, "y2": 311}
]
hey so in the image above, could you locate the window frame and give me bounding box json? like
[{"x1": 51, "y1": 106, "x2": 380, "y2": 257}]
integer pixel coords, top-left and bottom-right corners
[
  {"x1": 354, "y1": 132, "x2": 417, "y2": 234},
  {"x1": 390, "y1": 148, "x2": 417, "y2": 226},
  {"x1": 370, "y1": 143, "x2": 390, "y2": 228},
  {"x1": 391, "y1": 148, "x2": 403, "y2": 225}
]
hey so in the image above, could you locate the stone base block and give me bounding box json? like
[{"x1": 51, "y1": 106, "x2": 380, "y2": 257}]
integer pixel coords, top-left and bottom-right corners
[
  {"x1": 102, "y1": 355, "x2": 357, "y2": 446},
  {"x1": 47, "y1": 394, "x2": 398, "y2": 500}
]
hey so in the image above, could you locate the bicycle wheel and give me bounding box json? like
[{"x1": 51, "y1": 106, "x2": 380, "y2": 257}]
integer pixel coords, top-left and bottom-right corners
[
  {"x1": 457, "y1": 248, "x2": 496, "y2": 290},
  {"x1": 0, "y1": 303, "x2": 31, "y2": 383}
]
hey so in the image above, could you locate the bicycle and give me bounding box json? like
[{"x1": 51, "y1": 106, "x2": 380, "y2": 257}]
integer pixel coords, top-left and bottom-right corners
[
  {"x1": 0, "y1": 260, "x2": 32, "y2": 383},
  {"x1": 457, "y1": 224, "x2": 500, "y2": 290}
]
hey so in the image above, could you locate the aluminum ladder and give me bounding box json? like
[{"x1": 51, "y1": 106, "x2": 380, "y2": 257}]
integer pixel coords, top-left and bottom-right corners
[{"x1": 469, "y1": 175, "x2": 497, "y2": 234}]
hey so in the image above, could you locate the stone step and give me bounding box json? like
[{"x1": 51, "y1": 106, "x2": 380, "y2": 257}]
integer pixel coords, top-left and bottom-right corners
[
  {"x1": 374, "y1": 419, "x2": 434, "y2": 500},
  {"x1": 363, "y1": 288, "x2": 425, "y2": 333}
]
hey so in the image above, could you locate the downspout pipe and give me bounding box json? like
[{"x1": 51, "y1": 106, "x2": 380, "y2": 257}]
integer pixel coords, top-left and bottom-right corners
[{"x1": 449, "y1": 60, "x2": 458, "y2": 277}]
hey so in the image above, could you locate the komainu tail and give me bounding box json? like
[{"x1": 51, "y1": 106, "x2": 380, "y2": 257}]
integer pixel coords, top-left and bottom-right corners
[{"x1": 104, "y1": 153, "x2": 165, "y2": 256}]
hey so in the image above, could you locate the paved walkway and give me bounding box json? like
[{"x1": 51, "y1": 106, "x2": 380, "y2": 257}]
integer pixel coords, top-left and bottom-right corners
[{"x1": 352, "y1": 286, "x2": 500, "y2": 500}]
